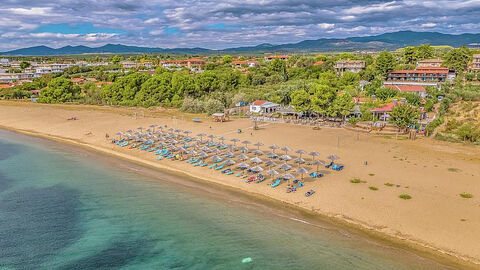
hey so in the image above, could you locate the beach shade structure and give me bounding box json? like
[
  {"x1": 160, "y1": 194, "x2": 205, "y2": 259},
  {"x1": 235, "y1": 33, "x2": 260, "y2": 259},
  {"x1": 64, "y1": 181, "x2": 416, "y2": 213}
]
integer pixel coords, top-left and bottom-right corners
[
  {"x1": 269, "y1": 144, "x2": 279, "y2": 153},
  {"x1": 211, "y1": 155, "x2": 222, "y2": 162},
  {"x1": 237, "y1": 154, "x2": 249, "y2": 161},
  {"x1": 309, "y1": 151, "x2": 320, "y2": 161},
  {"x1": 208, "y1": 134, "x2": 216, "y2": 142},
  {"x1": 279, "y1": 163, "x2": 292, "y2": 171},
  {"x1": 294, "y1": 157, "x2": 306, "y2": 164},
  {"x1": 281, "y1": 146, "x2": 291, "y2": 155},
  {"x1": 198, "y1": 152, "x2": 209, "y2": 159},
  {"x1": 253, "y1": 142, "x2": 264, "y2": 150},
  {"x1": 184, "y1": 130, "x2": 192, "y2": 135},
  {"x1": 267, "y1": 152, "x2": 277, "y2": 159},
  {"x1": 223, "y1": 159, "x2": 236, "y2": 166},
  {"x1": 296, "y1": 167, "x2": 309, "y2": 180},
  {"x1": 327, "y1": 154, "x2": 340, "y2": 162},
  {"x1": 210, "y1": 148, "x2": 221, "y2": 154},
  {"x1": 218, "y1": 136, "x2": 227, "y2": 143},
  {"x1": 237, "y1": 162, "x2": 250, "y2": 169},
  {"x1": 312, "y1": 160, "x2": 325, "y2": 172},
  {"x1": 295, "y1": 149, "x2": 307, "y2": 158},
  {"x1": 250, "y1": 157, "x2": 263, "y2": 164},
  {"x1": 196, "y1": 133, "x2": 206, "y2": 143},
  {"x1": 127, "y1": 129, "x2": 133, "y2": 133},
  {"x1": 224, "y1": 151, "x2": 234, "y2": 157},
  {"x1": 250, "y1": 166, "x2": 264, "y2": 173},
  {"x1": 238, "y1": 146, "x2": 249, "y2": 153},
  {"x1": 265, "y1": 160, "x2": 277, "y2": 168},
  {"x1": 137, "y1": 127, "x2": 145, "y2": 133},
  {"x1": 266, "y1": 169, "x2": 279, "y2": 178},
  {"x1": 230, "y1": 138, "x2": 240, "y2": 147},
  {"x1": 282, "y1": 173, "x2": 295, "y2": 180},
  {"x1": 279, "y1": 154, "x2": 292, "y2": 162},
  {"x1": 253, "y1": 149, "x2": 264, "y2": 156},
  {"x1": 149, "y1": 124, "x2": 157, "y2": 132},
  {"x1": 168, "y1": 128, "x2": 175, "y2": 133},
  {"x1": 242, "y1": 140, "x2": 251, "y2": 148}
]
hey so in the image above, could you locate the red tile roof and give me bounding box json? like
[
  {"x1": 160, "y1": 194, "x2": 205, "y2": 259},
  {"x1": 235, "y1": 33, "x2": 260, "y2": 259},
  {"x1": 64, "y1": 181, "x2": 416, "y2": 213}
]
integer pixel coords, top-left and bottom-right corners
[
  {"x1": 371, "y1": 102, "x2": 395, "y2": 112},
  {"x1": 385, "y1": 84, "x2": 426, "y2": 93},
  {"x1": 71, "y1": 78, "x2": 84, "y2": 83},
  {"x1": 30, "y1": 89, "x2": 41, "y2": 94},
  {"x1": 313, "y1": 60, "x2": 324, "y2": 66},
  {"x1": 252, "y1": 100, "x2": 267, "y2": 106},
  {"x1": 0, "y1": 84, "x2": 12, "y2": 88}
]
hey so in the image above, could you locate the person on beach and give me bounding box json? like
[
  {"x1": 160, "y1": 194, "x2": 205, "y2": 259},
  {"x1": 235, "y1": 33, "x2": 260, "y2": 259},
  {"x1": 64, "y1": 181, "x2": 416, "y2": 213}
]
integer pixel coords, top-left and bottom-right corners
[{"x1": 105, "y1": 133, "x2": 110, "y2": 141}]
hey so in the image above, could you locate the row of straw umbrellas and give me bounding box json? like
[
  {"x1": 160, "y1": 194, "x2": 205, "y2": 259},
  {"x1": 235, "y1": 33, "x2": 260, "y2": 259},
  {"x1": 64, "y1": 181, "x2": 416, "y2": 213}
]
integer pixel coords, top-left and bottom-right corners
[{"x1": 116, "y1": 124, "x2": 341, "y2": 181}]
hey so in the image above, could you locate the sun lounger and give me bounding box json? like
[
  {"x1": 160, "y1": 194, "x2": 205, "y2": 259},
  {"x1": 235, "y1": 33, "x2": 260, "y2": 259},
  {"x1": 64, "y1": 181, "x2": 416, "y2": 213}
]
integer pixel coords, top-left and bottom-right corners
[
  {"x1": 215, "y1": 164, "x2": 224, "y2": 170},
  {"x1": 157, "y1": 156, "x2": 163, "y2": 160},
  {"x1": 335, "y1": 165, "x2": 344, "y2": 171},
  {"x1": 235, "y1": 173, "x2": 242, "y2": 177},
  {"x1": 208, "y1": 163, "x2": 217, "y2": 169},
  {"x1": 226, "y1": 171, "x2": 234, "y2": 175},
  {"x1": 222, "y1": 169, "x2": 231, "y2": 174},
  {"x1": 305, "y1": 189, "x2": 315, "y2": 197},
  {"x1": 326, "y1": 161, "x2": 333, "y2": 168},
  {"x1": 331, "y1": 164, "x2": 338, "y2": 170},
  {"x1": 271, "y1": 179, "x2": 281, "y2": 187},
  {"x1": 200, "y1": 163, "x2": 208, "y2": 167}
]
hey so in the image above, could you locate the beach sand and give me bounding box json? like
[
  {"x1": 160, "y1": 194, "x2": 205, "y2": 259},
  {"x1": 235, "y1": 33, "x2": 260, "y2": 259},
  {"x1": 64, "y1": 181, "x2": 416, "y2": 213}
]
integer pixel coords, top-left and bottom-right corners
[{"x1": 1, "y1": 101, "x2": 480, "y2": 268}]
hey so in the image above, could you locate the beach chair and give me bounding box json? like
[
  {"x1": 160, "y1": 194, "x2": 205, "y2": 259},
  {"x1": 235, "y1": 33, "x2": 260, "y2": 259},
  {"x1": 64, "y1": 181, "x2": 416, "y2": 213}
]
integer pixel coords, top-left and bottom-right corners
[
  {"x1": 326, "y1": 161, "x2": 334, "y2": 168},
  {"x1": 157, "y1": 156, "x2": 163, "y2": 160},
  {"x1": 331, "y1": 164, "x2": 338, "y2": 170},
  {"x1": 335, "y1": 165, "x2": 344, "y2": 171},
  {"x1": 235, "y1": 173, "x2": 242, "y2": 177},
  {"x1": 226, "y1": 171, "x2": 234, "y2": 175},
  {"x1": 208, "y1": 163, "x2": 217, "y2": 169},
  {"x1": 215, "y1": 164, "x2": 224, "y2": 170},
  {"x1": 200, "y1": 163, "x2": 208, "y2": 167},
  {"x1": 271, "y1": 179, "x2": 281, "y2": 187}
]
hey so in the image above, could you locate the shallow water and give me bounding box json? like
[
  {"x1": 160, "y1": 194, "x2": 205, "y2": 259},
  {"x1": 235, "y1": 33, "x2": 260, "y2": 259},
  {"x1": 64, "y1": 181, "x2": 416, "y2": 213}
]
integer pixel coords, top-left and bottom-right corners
[{"x1": 0, "y1": 129, "x2": 454, "y2": 269}]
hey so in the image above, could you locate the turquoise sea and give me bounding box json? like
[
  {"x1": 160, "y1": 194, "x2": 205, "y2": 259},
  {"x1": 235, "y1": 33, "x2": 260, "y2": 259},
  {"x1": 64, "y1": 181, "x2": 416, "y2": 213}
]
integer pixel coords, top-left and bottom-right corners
[{"x1": 0, "y1": 129, "x2": 454, "y2": 269}]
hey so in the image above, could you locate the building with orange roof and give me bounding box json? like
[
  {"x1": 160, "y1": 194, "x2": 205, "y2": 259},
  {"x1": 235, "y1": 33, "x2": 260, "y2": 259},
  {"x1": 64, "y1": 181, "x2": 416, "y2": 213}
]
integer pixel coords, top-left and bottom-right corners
[
  {"x1": 231, "y1": 60, "x2": 259, "y2": 68},
  {"x1": 264, "y1": 55, "x2": 290, "y2": 62},
  {"x1": 386, "y1": 67, "x2": 454, "y2": 82},
  {"x1": 384, "y1": 84, "x2": 427, "y2": 97}
]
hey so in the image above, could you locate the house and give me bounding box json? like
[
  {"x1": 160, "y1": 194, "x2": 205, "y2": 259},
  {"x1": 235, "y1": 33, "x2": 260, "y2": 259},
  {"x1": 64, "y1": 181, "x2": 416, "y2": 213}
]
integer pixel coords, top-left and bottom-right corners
[
  {"x1": 264, "y1": 55, "x2": 290, "y2": 62},
  {"x1": 471, "y1": 54, "x2": 480, "y2": 71},
  {"x1": 313, "y1": 60, "x2": 324, "y2": 66},
  {"x1": 371, "y1": 99, "x2": 406, "y2": 121},
  {"x1": 71, "y1": 78, "x2": 85, "y2": 84},
  {"x1": 386, "y1": 67, "x2": 454, "y2": 82},
  {"x1": 29, "y1": 89, "x2": 41, "y2": 97},
  {"x1": 161, "y1": 59, "x2": 206, "y2": 71},
  {"x1": 335, "y1": 60, "x2": 365, "y2": 74},
  {"x1": 231, "y1": 60, "x2": 259, "y2": 68},
  {"x1": 384, "y1": 84, "x2": 427, "y2": 98},
  {"x1": 121, "y1": 61, "x2": 137, "y2": 69},
  {"x1": 249, "y1": 100, "x2": 281, "y2": 114},
  {"x1": 416, "y1": 59, "x2": 443, "y2": 68},
  {"x1": 0, "y1": 73, "x2": 34, "y2": 83}
]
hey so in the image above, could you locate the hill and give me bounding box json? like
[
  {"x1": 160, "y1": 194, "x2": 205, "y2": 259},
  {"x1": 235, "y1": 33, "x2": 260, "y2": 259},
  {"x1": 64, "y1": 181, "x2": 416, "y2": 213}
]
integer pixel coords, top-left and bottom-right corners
[{"x1": 1, "y1": 31, "x2": 480, "y2": 55}]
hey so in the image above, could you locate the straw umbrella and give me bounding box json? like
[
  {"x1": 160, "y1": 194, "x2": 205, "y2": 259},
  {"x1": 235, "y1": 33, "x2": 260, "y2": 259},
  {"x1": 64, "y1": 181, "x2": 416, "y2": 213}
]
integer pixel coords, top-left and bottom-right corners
[
  {"x1": 279, "y1": 154, "x2": 292, "y2": 163},
  {"x1": 149, "y1": 124, "x2": 157, "y2": 132},
  {"x1": 283, "y1": 173, "x2": 295, "y2": 180},
  {"x1": 211, "y1": 155, "x2": 221, "y2": 162},
  {"x1": 327, "y1": 154, "x2": 340, "y2": 163},
  {"x1": 253, "y1": 142, "x2": 264, "y2": 150},
  {"x1": 197, "y1": 133, "x2": 206, "y2": 143},
  {"x1": 237, "y1": 154, "x2": 249, "y2": 161},
  {"x1": 231, "y1": 138, "x2": 240, "y2": 147},
  {"x1": 309, "y1": 151, "x2": 320, "y2": 162},
  {"x1": 208, "y1": 134, "x2": 216, "y2": 143},
  {"x1": 266, "y1": 169, "x2": 279, "y2": 178},
  {"x1": 296, "y1": 167, "x2": 309, "y2": 180},
  {"x1": 281, "y1": 146, "x2": 291, "y2": 155},
  {"x1": 218, "y1": 136, "x2": 227, "y2": 144},
  {"x1": 238, "y1": 146, "x2": 249, "y2": 153},
  {"x1": 250, "y1": 157, "x2": 263, "y2": 164},
  {"x1": 137, "y1": 127, "x2": 144, "y2": 133},
  {"x1": 295, "y1": 149, "x2": 307, "y2": 158},
  {"x1": 242, "y1": 140, "x2": 251, "y2": 148},
  {"x1": 294, "y1": 157, "x2": 306, "y2": 164},
  {"x1": 279, "y1": 163, "x2": 292, "y2": 171},
  {"x1": 265, "y1": 160, "x2": 277, "y2": 168},
  {"x1": 312, "y1": 160, "x2": 325, "y2": 172},
  {"x1": 237, "y1": 162, "x2": 249, "y2": 169},
  {"x1": 253, "y1": 149, "x2": 264, "y2": 156},
  {"x1": 269, "y1": 144, "x2": 279, "y2": 153},
  {"x1": 224, "y1": 151, "x2": 234, "y2": 158},
  {"x1": 251, "y1": 166, "x2": 264, "y2": 173},
  {"x1": 223, "y1": 159, "x2": 236, "y2": 166}
]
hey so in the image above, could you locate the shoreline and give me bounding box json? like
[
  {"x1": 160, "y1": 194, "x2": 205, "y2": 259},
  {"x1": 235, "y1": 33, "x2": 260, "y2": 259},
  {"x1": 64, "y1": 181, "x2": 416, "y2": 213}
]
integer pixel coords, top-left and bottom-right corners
[{"x1": 1, "y1": 124, "x2": 477, "y2": 269}]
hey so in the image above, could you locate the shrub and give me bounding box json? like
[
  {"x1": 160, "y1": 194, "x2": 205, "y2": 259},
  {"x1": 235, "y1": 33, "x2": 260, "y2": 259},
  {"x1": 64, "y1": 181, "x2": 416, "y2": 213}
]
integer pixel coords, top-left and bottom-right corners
[
  {"x1": 204, "y1": 98, "x2": 225, "y2": 115},
  {"x1": 460, "y1": 193, "x2": 473, "y2": 199},
  {"x1": 350, "y1": 178, "x2": 363, "y2": 184},
  {"x1": 384, "y1": 182, "x2": 394, "y2": 187},
  {"x1": 348, "y1": 117, "x2": 361, "y2": 126},
  {"x1": 369, "y1": 186, "x2": 378, "y2": 191},
  {"x1": 455, "y1": 122, "x2": 480, "y2": 142},
  {"x1": 399, "y1": 194, "x2": 412, "y2": 200},
  {"x1": 181, "y1": 97, "x2": 205, "y2": 113}
]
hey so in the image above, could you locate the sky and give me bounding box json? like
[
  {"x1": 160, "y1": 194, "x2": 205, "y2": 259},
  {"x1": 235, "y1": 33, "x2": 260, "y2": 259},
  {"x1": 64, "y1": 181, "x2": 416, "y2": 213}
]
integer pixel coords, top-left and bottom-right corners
[{"x1": 1, "y1": 0, "x2": 480, "y2": 51}]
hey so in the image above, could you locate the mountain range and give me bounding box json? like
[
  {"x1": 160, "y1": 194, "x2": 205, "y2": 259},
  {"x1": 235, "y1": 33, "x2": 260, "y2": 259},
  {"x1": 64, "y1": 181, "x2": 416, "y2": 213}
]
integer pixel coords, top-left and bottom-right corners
[{"x1": 1, "y1": 31, "x2": 479, "y2": 56}]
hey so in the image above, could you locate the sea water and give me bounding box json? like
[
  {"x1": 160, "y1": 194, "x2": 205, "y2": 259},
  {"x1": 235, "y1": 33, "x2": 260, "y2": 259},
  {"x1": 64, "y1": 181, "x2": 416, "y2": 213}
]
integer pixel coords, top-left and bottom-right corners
[{"x1": 0, "y1": 130, "x2": 454, "y2": 269}]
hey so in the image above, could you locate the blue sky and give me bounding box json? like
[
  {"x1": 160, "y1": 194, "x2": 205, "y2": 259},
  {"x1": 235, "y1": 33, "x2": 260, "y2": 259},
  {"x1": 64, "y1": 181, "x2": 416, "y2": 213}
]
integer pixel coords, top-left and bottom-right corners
[{"x1": 1, "y1": 0, "x2": 480, "y2": 50}]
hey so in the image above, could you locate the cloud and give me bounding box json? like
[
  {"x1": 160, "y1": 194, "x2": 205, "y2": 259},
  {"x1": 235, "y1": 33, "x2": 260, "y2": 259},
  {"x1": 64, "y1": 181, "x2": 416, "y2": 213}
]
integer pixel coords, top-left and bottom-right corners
[{"x1": 0, "y1": 0, "x2": 479, "y2": 50}]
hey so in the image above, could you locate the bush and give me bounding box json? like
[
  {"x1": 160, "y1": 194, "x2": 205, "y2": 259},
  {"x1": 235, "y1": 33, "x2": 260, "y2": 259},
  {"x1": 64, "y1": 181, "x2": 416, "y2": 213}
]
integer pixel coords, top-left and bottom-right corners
[
  {"x1": 181, "y1": 97, "x2": 205, "y2": 113},
  {"x1": 348, "y1": 117, "x2": 361, "y2": 126},
  {"x1": 425, "y1": 117, "x2": 444, "y2": 136},
  {"x1": 369, "y1": 186, "x2": 378, "y2": 191},
  {"x1": 460, "y1": 193, "x2": 473, "y2": 199},
  {"x1": 204, "y1": 98, "x2": 225, "y2": 115},
  {"x1": 455, "y1": 123, "x2": 480, "y2": 142},
  {"x1": 399, "y1": 194, "x2": 412, "y2": 200}
]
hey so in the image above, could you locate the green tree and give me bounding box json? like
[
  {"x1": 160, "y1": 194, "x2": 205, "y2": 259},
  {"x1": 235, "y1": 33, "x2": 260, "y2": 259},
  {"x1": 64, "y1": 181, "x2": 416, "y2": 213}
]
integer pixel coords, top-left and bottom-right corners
[
  {"x1": 455, "y1": 123, "x2": 480, "y2": 142},
  {"x1": 311, "y1": 83, "x2": 337, "y2": 115},
  {"x1": 111, "y1": 55, "x2": 124, "y2": 65},
  {"x1": 222, "y1": 55, "x2": 233, "y2": 64},
  {"x1": 443, "y1": 46, "x2": 471, "y2": 72},
  {"x1": 38, "y1": 77, "x2": 80, "y2": 103},
  {"x1": 172, "y1": 72, "x2": 196, "y2": 96},
  {"x1": 329, "y1": 93, "x2": 354, "y2": 119},
  {"x1": 20, "y1": 61, "x2": 31, "y2": 69},
  {"x1": 375, "y1": 51, "x2": 396, "y2": 77},
  {"x1": 290, "y1": 89, "x2": 311, "y2": 112},
  {"x1": 403, "y1": 47, "x2": 418, "y2": 64},
  {"x1": 389, "y1": 104, "x2": 419, "y2": 131},
  {"x1": 375, "y1": 87, "x2": 398, "y2": 100},
  {"x1": 416, "y1": 44, "x2": 433, "y2": 60}
]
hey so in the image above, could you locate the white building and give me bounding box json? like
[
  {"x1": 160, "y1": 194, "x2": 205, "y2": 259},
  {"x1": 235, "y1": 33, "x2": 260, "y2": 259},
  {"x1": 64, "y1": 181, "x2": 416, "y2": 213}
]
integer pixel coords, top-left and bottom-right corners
[{"x1": 249, "y1": 100, "x2": 281, "y2": 114}]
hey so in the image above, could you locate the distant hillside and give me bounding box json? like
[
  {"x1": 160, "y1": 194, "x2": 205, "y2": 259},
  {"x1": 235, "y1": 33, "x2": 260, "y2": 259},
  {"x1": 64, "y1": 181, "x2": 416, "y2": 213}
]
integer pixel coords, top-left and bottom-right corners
[{"x1": 2, "y1": 31, "x2": 480, "y2": 56}]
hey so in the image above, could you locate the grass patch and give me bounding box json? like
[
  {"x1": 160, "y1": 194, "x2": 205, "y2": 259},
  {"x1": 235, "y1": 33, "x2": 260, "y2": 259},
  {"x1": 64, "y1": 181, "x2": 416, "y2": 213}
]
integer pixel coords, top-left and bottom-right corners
[
  {"x1": 399, "y1": 194, "x2": 412, "y2": 200},
  {"x1": 350, "y1": 178, "x2": 365, "y2": 184},
  {"x1": 369, "y1": 186, "x2": 378, "y2": 191},
  {"x1": 447, "y1": 168, "x2": 461, "y2": 172},
  {"x1": 460, "y1": 193, "x2": 474, "y2": 199},
  {"x1": 384, "y1": 182, "x2": 394, "y2": 187},
  {"x1": 368, "y1": 173, "x2": 375, "y2": 176}
]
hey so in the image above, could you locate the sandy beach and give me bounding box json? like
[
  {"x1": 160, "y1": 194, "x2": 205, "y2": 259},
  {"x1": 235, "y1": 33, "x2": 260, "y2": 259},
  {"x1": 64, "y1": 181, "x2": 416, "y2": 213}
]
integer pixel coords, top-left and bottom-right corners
[{"x1": 1, "y1": 101, "x2": 480, "y2": 268}]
